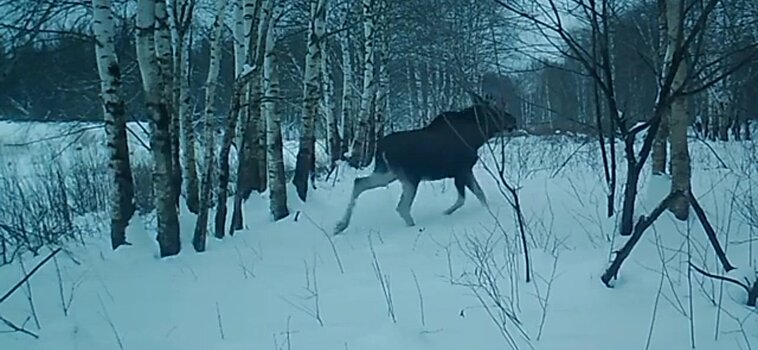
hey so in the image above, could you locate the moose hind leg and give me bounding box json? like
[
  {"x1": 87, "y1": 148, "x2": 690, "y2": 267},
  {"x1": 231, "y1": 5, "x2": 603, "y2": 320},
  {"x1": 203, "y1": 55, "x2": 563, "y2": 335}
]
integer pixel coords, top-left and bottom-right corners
[
  {"x1": 396, "y1": 179, "x2": 418, "y2": 226},
  {"x1": 334, "y1": 171, "x2": 396, "y2": 234},
  {"x1": 443, "y1": 175, "x2": 466, "y2": 215},
  {"x1": 466, "y1": 172, "x2": 488, "y2": 207}
]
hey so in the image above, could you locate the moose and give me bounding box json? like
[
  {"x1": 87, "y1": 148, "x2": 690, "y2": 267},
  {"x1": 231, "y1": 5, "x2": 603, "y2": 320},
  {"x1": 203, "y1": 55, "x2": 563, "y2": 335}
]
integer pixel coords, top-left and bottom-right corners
[{"x1": 334, "y1": 79, "x2": 517, "y2": 234}]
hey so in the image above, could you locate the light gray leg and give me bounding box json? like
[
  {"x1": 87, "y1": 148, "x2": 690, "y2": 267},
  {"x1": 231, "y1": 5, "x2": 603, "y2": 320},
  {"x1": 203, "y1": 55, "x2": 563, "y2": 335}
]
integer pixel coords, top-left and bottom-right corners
[
  {"x1": 334, "y1": 171, "x2": 396, "y2": 234},
  {"x1": 444, "y1": 175, "x2": 466, "y2": 215},
  {"x1": 466, "y1": 173, "x2": 488, "y2": 207},
  {"x1": 396, "y1": 179, "x2": 419, "y2": 226}
]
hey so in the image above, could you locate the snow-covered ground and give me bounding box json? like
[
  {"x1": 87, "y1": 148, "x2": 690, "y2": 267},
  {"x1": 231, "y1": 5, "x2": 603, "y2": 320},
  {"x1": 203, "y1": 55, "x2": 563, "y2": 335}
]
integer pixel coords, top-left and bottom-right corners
[{"x1": 1, "y1": 121, "x2": 757, "y2": 350}]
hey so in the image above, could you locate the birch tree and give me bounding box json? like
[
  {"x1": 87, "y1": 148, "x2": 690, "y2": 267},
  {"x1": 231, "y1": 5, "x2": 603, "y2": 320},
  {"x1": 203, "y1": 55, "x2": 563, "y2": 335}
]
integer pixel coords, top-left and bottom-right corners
[
  {"x1": 213, "y1": 95, "x2": 237, "y2": 239},
  {"x1": 293, "y1": 0, "x2": 328, "y2": 201},
  {"x1": 231, "y1": 0, "x2": 269, "y2": 232},
  {"x1": 417, "y1": 60, "x2": 428, "y2": 123},
  {"x1": 92, "y1": 0, "x2": 136, "y2": 250},
  {"x1": 233, "y1": 0, "x2": 264, "y2": 203},
  {"x1": 348, "y1": 0, "x2": 376, "y2": 168},
  {"x1": 192, "y1": 0, "x2": 228, "y2": 252},
  {"x1": 240, "y1": 2, "x2": 268, "y2": 191},
  {"x1": 154, "y1": 0, "x2": 181, "y2": 206},
  {"x1": 339, "y1": 6, "x2": 355, "y2": 157},
  {"x1": 323, "y1": 39, "x2": 340, "y2": 168},
  {"x1": 215, "y1": 0, "x2": 261, "y2": 237},
  {"x1": 652, "y1": 0, "x2": 668, "y2": 175},
  {"x1": 136, "y1": 0, "x2": 181, "y2": 257},
  {"x1": 215, "y1": 63, "x2": 259, "y2": 238},
  {"x1": 665, "y1": 0, "x2": 690, "y2": 220},
  {"x1": 233, "y1": 0, "x2": 248, "y2": 76},
  {"x1": 406, "y1": 61, "x2": 419, "y2": 127},
  {"x1": 263, "y1": 0, "x2": 288, "y2": 220},
  {"x1": 251, "y1": 0, "x2": 269, "y2": 195},
  {"x1": 171, "y1": 0, "x2": 199, "y2": 214},
  {"x1": 374, "y1": 2, "x2": 389, "y2": 146}
]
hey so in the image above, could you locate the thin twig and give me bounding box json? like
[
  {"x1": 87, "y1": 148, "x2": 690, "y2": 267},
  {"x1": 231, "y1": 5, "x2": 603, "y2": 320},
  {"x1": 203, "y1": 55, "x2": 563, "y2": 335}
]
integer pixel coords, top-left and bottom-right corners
[
  {"x1": 216, "y1": 301, "x2": 225, "y2": 340},
  {"x1": 53, "y1": 256, "x2": 68, "y2": 316},
  {"x1": 97, "y1": 295, "x2": 124, "y2": 350},
  {"x1": 410, "y1": 269, "x2": 426, "y2": 327},
  {"x1": 18, "y1": 259, "x2": 40, "y2": 329},
  {"x1": 689, "y1": 263, "x2": 750, "y2": 295},
  {"x1": 369, "y1": 233, "x2": 395, "y2": 323},
  {"x1": 301, "y1": 211, "x2": 344, "y2": 274},
  {"x1": 644, "y1": 270, "x2": 666, "y2": 350},
  {"x1": 0, "y1": 314, "x2": 38, "y2": 339}
]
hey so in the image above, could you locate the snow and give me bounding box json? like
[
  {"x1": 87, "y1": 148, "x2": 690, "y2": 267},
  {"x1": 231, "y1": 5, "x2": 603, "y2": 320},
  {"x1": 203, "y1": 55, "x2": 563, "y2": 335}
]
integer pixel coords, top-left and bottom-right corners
[
  {"x1": 1, "y1": 121, "x2": 758, "y2": 350},
  {"x1": 239, "y1": 64, "x2": 256, "y2": 79}
]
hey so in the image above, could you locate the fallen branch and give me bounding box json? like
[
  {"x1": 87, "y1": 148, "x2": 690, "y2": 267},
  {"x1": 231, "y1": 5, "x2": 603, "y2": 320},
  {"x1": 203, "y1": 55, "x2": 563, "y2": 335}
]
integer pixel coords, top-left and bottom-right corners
[
  {"x1": 688, "y1": 190, "x2": 735, "y2": 272},
  {"x1": 601, "y1": 192, "x2": 679, "y2": 286},
  {"x1": 689, "y1": 263, "x2": 757, "y2": 307},
  {"x1": 0, "y1": 248, "x2": 61, "y2": 304}
]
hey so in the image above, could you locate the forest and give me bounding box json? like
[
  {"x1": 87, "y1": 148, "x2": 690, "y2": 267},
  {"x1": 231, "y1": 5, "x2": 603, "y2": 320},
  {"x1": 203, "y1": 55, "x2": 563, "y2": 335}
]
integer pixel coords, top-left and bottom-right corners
[{"x1": 0, "y1": 0, "x2": 757, "y2": 349}]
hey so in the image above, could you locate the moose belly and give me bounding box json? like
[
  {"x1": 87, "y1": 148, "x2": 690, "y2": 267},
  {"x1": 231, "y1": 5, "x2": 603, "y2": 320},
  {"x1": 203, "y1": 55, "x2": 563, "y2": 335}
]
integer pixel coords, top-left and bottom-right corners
[{"x1": 383, "y1": 145, "x2": 479, "y2": 181}]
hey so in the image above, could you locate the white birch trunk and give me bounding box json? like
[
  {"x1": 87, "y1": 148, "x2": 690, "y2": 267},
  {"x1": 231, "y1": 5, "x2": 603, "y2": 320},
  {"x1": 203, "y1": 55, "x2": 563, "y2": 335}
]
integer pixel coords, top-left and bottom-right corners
[
  {"x1": 231, "y1": 0, "x2": 268, "y2": 232},
  {"x1": 253, "y1": 0, "x2": 270, "y2": 190},
  {"x1": 367, "y1": 5, "x2": 389, "y2": 148},
  {"x1": 431, "y1": 64, "x2": 441, "y2": 116},
  {"x1": 226, "y1": 0, "x2": 250, "y2": 234},
  {"x1": 293, "y1": 0, "x2": 327, "y2": 201},
  {"x1": 413, "y1": 60, "x2": 424, "y2": 124},
  {"x1": 233, "y1": 0, "x2": 246, "y2": 76},
  {"x1": 92, "y1": 0, "x2": 136, "y2": 250},
  {"x1": 374, "y1": 9, "x2": 389, "y2": 142},
  {"x1": 717, "y1": 7, "x2": 732, "y2": 142},
  {"x1": 244, "y1": 0, "x2": 272, "y2": 193},
  {"x1": 243, "y1": 0, "x2": 257, "y2": 55},
  {"x1": 172, "y1": 0, "x2": 199, "y2": 214},
  {"x1": 154, "y1": 0, "x2": 180, "y2": 206},
  {"x1": 665, "y1": 0, "x2": 690, "y2": 220},
  {"x1": 406, "y1": 60, "x2": 419, "y2": 128},
  {"x1": 652, "y1": 0, "x2": 669, "y2": 175},
  {"x1": 439, "y1": 64, "x2": 449, "y2": 112},
  {"x1": 339, "y1": 22, "x2": 354, "y2": 156},
  {"x1": 136, "y1": 0, "x2": 181, "y2": 257},
  {"x1": 323, "y1": 44, "x2": 340, "y2": 167},
  {"x1": 348, "y1": 0, "x2": 375, "y2": 168},
  {"x1": 230, "y1": 0, "x2": 260, "y2": 232},
  {"x1": 232, "y1": 0, "x2": 246, "y2": 159},
  {"x1": 192, "y1": 0, "x2": 228, "y2": 251},
  {"x1": 263, "y1": 1, "x2": 288, "y2": 220},
  {"x1": 216, "y1": 0, "x2": 262, "y2": 237}
]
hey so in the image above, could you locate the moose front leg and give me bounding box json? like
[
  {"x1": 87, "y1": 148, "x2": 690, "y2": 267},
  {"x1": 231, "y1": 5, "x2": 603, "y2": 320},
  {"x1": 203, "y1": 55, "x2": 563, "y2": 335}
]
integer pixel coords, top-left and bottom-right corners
[
  {"x1": 396, "y1": 179, "x2": 419, "y2": 226},
  {"x1": 444, "y1": 175, "x2": 467, "y2": 215},
  {"x1": 465, "y1": 172, "x2": 488, "y2": 207}
]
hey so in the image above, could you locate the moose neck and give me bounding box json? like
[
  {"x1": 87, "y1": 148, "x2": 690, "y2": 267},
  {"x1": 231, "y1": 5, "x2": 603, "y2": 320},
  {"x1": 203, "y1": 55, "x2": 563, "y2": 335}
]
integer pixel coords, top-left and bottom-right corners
[{"x1": 463, "y1": 105, "x2": 497, "y2": 147}]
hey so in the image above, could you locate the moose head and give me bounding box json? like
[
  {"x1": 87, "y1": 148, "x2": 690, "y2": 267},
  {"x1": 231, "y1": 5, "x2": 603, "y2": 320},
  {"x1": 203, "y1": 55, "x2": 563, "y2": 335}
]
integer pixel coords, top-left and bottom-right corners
[{"x1": 468, "y1": 91, "x2": 518, "y2": 138}]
